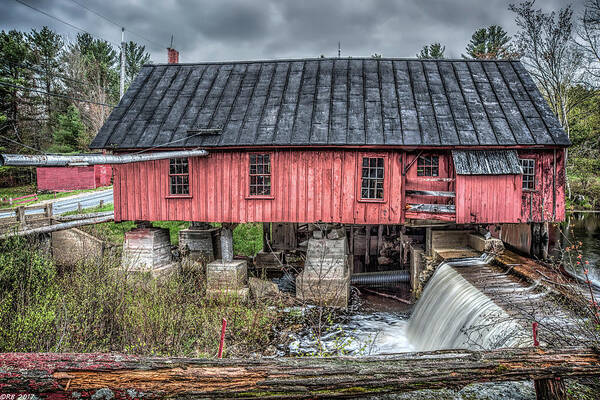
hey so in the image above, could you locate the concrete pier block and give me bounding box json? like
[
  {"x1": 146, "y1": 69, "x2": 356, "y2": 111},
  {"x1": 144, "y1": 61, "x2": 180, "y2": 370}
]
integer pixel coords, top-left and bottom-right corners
[
  {"x1": 206, "y1": 259, "x2": 248, "y2": 290},
  {"x1": 122, "y1": 227, "x2": 172, "y2": 272},
  {"x1": 296, "y1": 237, "x2": 350, "y2": 308},
  {"x1": 179, "y1": 227, "x2": 220, "y2": 261}
]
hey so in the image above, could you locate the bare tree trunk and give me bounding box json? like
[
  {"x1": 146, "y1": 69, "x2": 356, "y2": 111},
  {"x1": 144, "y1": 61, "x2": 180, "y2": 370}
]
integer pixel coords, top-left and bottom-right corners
[
  {"x1": 535, "y1": 377, "x2": 567, "y2": 400},
  {"x1": 1, "y1": 347, "x2": 598, "y2": 398}
]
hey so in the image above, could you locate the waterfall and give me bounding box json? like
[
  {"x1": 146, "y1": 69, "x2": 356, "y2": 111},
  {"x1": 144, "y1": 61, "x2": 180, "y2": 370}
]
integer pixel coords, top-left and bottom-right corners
[{"x1": 407, "y1": 256, "x2": 530, "y2": 351}]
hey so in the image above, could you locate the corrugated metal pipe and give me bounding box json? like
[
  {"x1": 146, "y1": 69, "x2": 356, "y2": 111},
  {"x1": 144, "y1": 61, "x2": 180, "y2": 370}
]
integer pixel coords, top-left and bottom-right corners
[
  {"x1": 351, "y1": 270, "x2": 411, "y2": 287},
  {"x1": 0, "y1": 149, "x2": 209, "y2": 167}
]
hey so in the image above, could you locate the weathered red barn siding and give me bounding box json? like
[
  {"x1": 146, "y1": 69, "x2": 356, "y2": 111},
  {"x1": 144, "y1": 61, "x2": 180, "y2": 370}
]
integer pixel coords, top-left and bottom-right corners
[
  {"x1": 455, "y1": 174, "x2": 522, "y2": 224},
  {"x1": 37, "y1": 165, "x2": 112, "y2": 191},
  {"x1": 518, "y1": 150, "x2": 565, "y2": 223},
  {"x1": 113, "y1": 150, "x2": 404, "y2": 224},
  {"x1": 94, "y1": 165, "x2": 112, "y2": 187}
]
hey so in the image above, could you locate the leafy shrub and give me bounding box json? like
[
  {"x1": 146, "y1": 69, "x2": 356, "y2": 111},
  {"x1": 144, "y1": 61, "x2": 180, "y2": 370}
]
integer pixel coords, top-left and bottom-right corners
[{"x1": 0, "y1": 237, "x2": 282, "y2": 357}]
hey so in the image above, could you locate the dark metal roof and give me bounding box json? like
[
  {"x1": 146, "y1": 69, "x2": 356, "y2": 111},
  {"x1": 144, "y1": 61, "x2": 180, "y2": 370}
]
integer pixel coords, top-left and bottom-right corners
[
  {"x1": 452, "y1": 150, "x2": 522, "y2": 175},
  {"x1": 90, "y1": 58, "x2": 570, "y2": 149}
]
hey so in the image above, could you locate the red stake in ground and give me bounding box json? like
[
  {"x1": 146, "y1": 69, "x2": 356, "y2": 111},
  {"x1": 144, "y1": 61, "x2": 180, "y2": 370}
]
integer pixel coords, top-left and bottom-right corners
[{"x1": 218, "y1": 318, "x2": 227, "y2": 358}]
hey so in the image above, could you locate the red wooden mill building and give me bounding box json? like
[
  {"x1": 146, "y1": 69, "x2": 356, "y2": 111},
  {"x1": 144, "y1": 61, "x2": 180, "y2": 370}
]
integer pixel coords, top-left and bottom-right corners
[{"x1": 90, "y1": 57, "x2": 568, "y2": 265}]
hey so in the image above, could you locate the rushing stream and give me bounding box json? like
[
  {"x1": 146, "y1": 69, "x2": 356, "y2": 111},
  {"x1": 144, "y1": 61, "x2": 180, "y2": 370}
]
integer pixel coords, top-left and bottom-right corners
[{"x1": 282, "y1": 218, "x2": 600, "y2": 398}]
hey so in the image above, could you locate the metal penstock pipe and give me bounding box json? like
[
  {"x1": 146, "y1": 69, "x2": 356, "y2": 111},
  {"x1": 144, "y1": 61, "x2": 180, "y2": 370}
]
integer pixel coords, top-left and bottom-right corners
[
  {"x1": 351, "y1": 270, "x2": 410, "y2": 287},
  {"x1": 0, "y1": 149, "x2": 209, "y2": 167}
]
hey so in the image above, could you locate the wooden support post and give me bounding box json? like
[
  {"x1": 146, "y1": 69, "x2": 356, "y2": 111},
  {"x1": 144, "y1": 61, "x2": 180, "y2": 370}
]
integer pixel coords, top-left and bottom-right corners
[
  {"x1": 262, "y1": 222, "x2": 271, "y2": 252},
  {"x1": 221, "y1": 223, "x2": 235, "y2": 262},
  {"x1": 16, "y1": 206, "x2": 25, "y2": 230},
  {"x1": 44, "y1": 203, "x2": 53, "y2": 219},
  {"x1": 425, "y1": 227, "x2": 432, "y2": 257},
  {"x1": 377, "y1": 224, "x2": 383, "y2": 256},
  {"x1": 365, "y1": 225, "x2": 371, "y2": 266}
]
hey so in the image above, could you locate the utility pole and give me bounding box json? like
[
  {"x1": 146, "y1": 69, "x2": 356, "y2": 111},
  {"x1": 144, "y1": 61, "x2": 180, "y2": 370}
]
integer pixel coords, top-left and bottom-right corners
[
  {"x1": 338, "y1": 41, "x2": 341, "y2": 58},
  {"x1": 120, "y1": 27, "x2": 125, "y2": 100}
]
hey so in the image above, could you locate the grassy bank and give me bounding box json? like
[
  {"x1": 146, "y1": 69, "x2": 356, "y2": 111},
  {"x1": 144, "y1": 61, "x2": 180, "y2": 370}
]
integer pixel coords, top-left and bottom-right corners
[
  {"x1": 568, "y1": 173, "x2": 600, "y2": 210},
  {"x1": 0, "y1": 236, "x2": 283, "y2": 356},
  {"x1": 69, "y1": 204, "x2": 264, "y2": 257}
]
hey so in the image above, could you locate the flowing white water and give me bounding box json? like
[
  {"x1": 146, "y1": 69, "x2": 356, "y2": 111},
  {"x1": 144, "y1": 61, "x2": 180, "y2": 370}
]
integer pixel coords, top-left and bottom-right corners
[{"x1": 407, "y1": 256, "x2": 530, "y2": 351}]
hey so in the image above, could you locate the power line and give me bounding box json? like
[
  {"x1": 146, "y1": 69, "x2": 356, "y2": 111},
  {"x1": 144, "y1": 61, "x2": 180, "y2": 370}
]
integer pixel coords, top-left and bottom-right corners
[
  {"x1": 0, "y1": 135, "x2": 46, "y2": 154},
  {"x1": 0, "y1": 81, "x2": 116, "y2": 107},
  {"x1": 65, "y1": 0, "x2": 167, "y2": 49},
  {"x1": 6, "y1": 61, "x2": 100, "y2": 90},
  {"x1": 13, "y1": 0, "x2": 120, "y2": 47}
]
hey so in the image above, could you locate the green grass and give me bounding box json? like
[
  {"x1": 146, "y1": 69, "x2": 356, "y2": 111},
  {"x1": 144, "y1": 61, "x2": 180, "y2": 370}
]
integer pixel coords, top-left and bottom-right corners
[
  {"x1": 233, "y1": 223, "x2": 263, "y2": 257},
  {"x1": 0, "y1": 236, "x2": 284, "y2": 357},
  {"x1": 63, "y1": 205, "x2": 263, "y2": 254}
]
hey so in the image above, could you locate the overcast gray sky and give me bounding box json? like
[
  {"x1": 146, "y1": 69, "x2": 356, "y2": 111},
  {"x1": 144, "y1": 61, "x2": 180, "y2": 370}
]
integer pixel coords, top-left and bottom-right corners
[{"x1": 1, "y1": 0, "x2": 582, "y2": 63}]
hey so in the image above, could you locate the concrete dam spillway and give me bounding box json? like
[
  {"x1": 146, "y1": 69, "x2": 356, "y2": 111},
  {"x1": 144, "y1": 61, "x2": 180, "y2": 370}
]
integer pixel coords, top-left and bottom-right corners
[
  {"x1": 407, "y1": 256, "x2": 531, "y2": 351},
  {"x1": 288, "y1": 254, "x2": 534, "y2": 356}
]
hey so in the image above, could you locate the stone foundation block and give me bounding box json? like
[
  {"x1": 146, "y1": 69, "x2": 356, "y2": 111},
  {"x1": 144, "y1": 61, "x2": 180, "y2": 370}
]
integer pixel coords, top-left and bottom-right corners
[
  {"x1": 122, "y1": 227, "x2": 171, "y2": 271},
  {"x1": 296, "y1": 274, "x2": 350, "y2": 308},
  {"x1": 206, "y1": 259, "x2": 248, "y2": 290},
  {"x1": 297, "y1": 237, "x2": 350, "y2": 308},
  {"x1": 179, "y1": 227, "x2": 220, "y2": 261},
  {"x1": 206, "y1": 287, "x2": 249, "y2": 302}
]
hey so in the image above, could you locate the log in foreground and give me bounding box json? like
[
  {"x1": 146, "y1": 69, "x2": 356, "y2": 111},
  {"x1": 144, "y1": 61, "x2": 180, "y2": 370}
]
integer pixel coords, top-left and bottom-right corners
[{"x1": 0, "y1": 347, "x2": 598, "y2": 399}]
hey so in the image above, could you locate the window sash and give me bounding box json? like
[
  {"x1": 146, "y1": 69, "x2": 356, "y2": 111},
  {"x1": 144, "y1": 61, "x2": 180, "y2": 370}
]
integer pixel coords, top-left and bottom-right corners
[
  {"x1": 249, "y1": 153, "x2": 271, "y2": 196},
  {"x1": 361, "y1": 157, "x2": 385, "y2": 200},
  {"x1": 417, "y1": 155, "x2": 439, "y2": 177},
  {"x1": 520, "y1": 158, "x2": 535, "y2": 190},
  {"x1": 169, "y1": 158, "x2": 190, "y2": 195}
]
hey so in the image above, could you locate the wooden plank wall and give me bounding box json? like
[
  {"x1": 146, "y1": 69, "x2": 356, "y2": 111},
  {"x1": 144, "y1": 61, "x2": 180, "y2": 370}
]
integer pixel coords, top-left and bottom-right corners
[
  {"x1": 404, "y1": 152, "x2": 453, "y2": 205},
  {"x1": 113, "y1": 149, "x2": 404, "y2": 224},
  {"x1": 455, "y1": 174, "x2": 522, "y2": 224},
  {"x1": 112, "y1": 148, "x2": 566, "y2": 225},
  {"x1": 37, "y1": 166, "x2": 97, "y2": 191},
  {"x1": 518, "y1": 149, "x2": 565, "y2": 223}
]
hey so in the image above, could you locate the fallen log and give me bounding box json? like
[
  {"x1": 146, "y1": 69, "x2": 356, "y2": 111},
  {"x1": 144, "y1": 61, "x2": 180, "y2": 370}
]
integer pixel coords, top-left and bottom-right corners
[{"x1": 0, "y1": 347, "x2": 598, "y2": 399}]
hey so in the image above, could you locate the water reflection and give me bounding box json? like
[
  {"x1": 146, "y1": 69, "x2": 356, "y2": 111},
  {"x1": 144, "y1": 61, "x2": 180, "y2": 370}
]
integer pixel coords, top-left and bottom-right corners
[{"x1": 564, "y1": 212, "x2": 600, "y2": 282}]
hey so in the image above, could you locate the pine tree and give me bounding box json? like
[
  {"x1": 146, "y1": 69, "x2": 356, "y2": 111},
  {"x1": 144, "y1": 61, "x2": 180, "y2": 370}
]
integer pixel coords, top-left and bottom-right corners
[
  {"x1": 124, "y1": 41, "x2": 150, "y2": 87},
  {"x1": 417, "y1": 43, "x2": 445, "y2": 59},
  {"x1": 50, "y1": 105, "x2": 85, "y2": 153},
  {"x1": 465, "y1": 25, "x2": 514, "y2": 59}
]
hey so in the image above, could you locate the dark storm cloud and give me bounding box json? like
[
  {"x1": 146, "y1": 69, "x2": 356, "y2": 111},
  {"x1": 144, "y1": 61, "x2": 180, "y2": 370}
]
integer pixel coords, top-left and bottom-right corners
[{"x1": 0, "y1": 0, "x2": 587, "y2": 63}]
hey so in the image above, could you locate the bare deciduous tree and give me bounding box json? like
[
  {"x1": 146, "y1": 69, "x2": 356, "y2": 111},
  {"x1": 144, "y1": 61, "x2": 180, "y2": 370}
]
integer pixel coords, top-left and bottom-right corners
[{"x1": 510, "y1": 1, "x2": 584, "y2": 136}]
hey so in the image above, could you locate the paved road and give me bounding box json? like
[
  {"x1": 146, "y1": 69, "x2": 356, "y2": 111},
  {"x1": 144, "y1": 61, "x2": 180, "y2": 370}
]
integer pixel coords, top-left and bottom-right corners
[{"x1": 0, "y1": 189, "x2": 113, "y2": 219}]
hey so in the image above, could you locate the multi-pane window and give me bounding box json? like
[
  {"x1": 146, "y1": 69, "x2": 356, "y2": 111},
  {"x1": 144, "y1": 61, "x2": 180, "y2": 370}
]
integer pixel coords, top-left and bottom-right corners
[
  {"x1": 361, "y1": 157, "x2": 384, "y2": 200},
  {"x1": 520, "y1": 158, "x2": 535, "y2": 190},
  {"x1": 249, "y1": 154, "x2": 271, "y2": 196},
  {"x1": 417, "y1": 155, "x2": 439, "y2": 177},
  {"x1": 169, "y1": 158, "x2": 189, "y2": 195}
]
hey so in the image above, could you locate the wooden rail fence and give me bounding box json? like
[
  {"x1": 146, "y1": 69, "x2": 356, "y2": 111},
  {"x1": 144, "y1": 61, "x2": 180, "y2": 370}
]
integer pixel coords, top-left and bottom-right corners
[
  {"x1": 0, "y1": 203, "x2": 53, "y2": 234},
  {"x1": 0, "y1": 347, "x2": 597, "y2": 399}
]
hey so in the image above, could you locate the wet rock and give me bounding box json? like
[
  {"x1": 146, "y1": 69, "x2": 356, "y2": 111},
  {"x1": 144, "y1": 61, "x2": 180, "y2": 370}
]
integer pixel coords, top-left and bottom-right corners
[
  {"x1": 377, "y1": 256, "x2": 394, "y2": 265},
  {"x1": 249, "y1": 277, "x2": 280, "y2": 299},
  {"x1": 485, "y1": 238, "x2": 504, "y2": 255},
  {"x1": 327, "y1": 228, "x2": 346, "y2": 239}
]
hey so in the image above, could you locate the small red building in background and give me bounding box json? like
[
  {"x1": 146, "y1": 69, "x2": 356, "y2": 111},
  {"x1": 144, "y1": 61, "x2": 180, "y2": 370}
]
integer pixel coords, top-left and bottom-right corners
[{"x1": 36, "y1": 164, "x2": 112, "y2": 192}]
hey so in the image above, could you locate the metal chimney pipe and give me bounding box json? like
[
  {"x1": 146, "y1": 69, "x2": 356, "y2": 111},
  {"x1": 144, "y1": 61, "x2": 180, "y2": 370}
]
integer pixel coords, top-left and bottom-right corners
[{"x1": 0, "y1": 149, "x2": 208, "y2": 167}]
